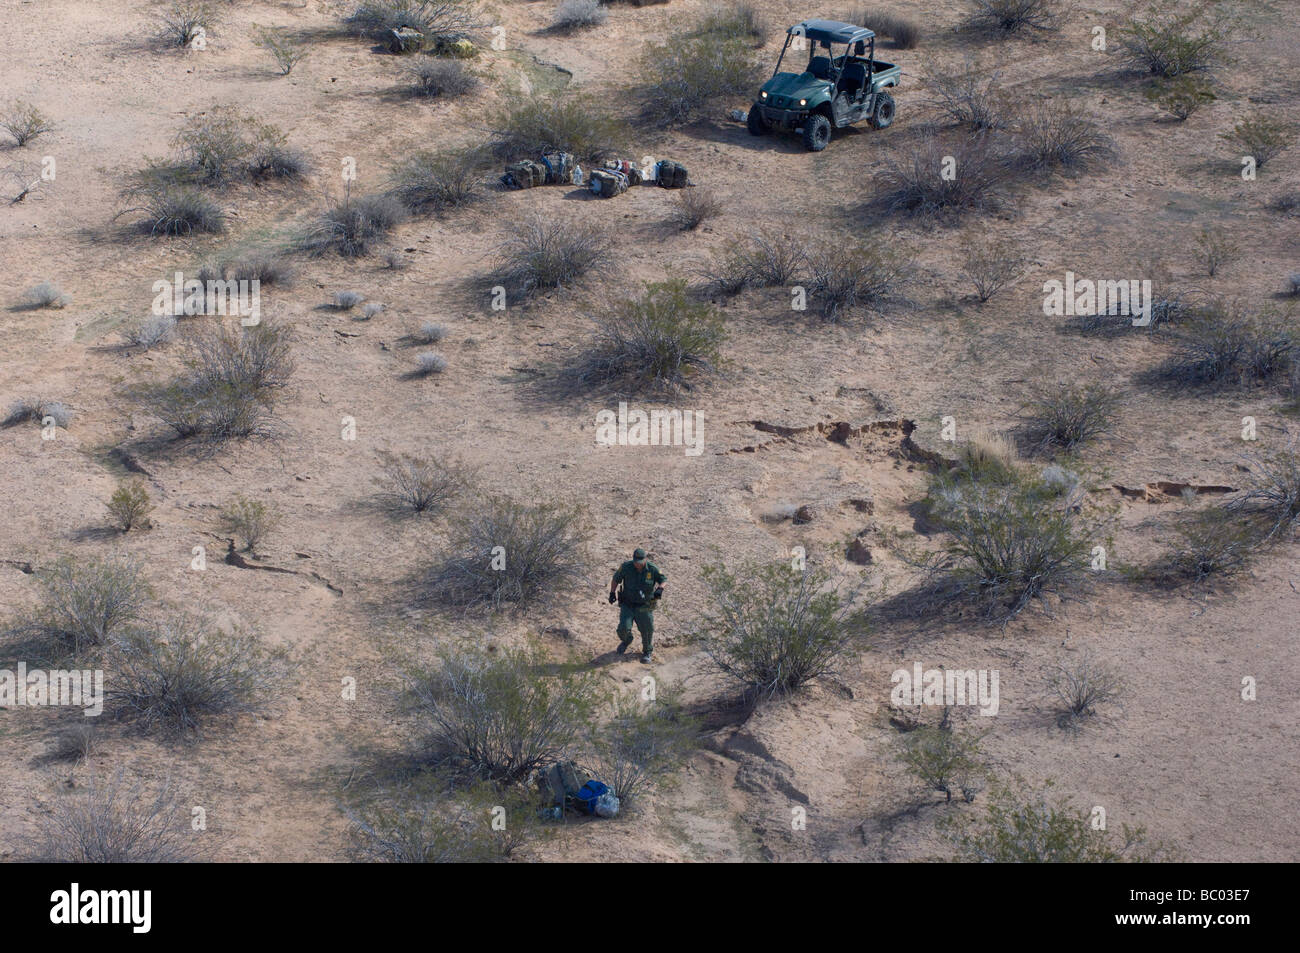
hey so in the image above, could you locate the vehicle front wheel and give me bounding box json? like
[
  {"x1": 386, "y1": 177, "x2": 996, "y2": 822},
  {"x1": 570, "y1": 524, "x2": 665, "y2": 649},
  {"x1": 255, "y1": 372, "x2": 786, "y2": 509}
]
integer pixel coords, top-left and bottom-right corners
[
  {"x1": 746, "y1": 105, "x2": 768, "y2": 136},
  {"x1": 870, "y1": 92, "x2": 895, "y2": 129},
  {"x1": 802, "y1": 114, "x2": 831, "y2": 151}
]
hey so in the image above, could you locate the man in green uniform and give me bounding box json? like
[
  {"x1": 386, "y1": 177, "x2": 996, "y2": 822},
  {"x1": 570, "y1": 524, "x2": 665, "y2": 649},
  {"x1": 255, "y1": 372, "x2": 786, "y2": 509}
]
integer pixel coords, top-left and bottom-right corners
[{"x1": 608, "y1": 547, "x2": 666, "y2": 664}]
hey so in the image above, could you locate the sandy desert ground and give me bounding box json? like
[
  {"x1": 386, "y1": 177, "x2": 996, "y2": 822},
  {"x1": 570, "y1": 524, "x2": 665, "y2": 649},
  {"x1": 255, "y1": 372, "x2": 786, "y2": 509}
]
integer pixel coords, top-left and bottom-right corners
[{"x1": 1, "y1": 0, "x2": 1297, "y2": 862}]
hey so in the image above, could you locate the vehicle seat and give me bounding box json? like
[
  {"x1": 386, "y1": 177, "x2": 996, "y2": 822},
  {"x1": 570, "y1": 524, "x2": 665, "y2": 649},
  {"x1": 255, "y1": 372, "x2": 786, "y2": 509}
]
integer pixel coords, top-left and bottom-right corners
[
  {"x1": 808, "y1": 56, "x2": 833, "y2": 80},
  {"x1": 840, "y1": 61, "x2": 868, "y2": 96}
]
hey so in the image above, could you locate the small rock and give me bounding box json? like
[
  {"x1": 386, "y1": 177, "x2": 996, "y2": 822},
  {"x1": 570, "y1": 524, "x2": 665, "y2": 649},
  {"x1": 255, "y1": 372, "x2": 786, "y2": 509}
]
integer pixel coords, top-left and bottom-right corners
[
  {"x1": 793, "y1": 505, "x2": 816, "y2": 524},
  {"x1": 847, "y1": 535, "x2": 873, "y2": 565}
]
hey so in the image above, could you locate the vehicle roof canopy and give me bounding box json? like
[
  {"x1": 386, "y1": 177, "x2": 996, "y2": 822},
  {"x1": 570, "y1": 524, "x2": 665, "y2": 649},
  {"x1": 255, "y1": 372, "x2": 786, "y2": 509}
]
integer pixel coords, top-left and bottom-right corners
[{"x1": 788, "y1": 19, "x2": 875, "y2": 45}]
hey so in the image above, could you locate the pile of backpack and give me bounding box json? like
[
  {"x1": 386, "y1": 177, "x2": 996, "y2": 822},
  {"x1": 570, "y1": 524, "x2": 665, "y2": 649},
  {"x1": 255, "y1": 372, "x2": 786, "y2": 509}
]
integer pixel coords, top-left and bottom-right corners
[
  {"x1": 501, "y1": 154, "x2": 692, "y2": 198},
  {"x1": 535, "y1": 760, "x2": 619, "y2": 819},
  {"x1": 502, "y1": 152, "x2": 583, "y2": 190}
]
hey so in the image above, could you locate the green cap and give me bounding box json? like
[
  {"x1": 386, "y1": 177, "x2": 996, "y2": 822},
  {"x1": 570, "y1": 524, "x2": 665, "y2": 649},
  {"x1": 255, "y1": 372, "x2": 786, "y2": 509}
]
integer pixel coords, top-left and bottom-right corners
[{"x1": 633, "y1": 548, "x2": 647, "y2": 560}]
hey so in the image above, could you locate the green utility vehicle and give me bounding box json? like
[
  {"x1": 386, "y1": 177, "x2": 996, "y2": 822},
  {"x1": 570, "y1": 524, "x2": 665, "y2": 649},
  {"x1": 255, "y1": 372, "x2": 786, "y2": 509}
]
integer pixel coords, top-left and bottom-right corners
[{"x1": 747, "y1": 19, "x2": 901, "y2": 151}]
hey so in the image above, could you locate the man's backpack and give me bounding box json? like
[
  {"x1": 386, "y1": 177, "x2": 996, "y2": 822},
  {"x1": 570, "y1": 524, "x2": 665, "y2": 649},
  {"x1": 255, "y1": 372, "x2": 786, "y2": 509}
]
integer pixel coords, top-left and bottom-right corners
[
  {"x1": 503, "y1": 159, "x2": 545, "y2": 190},
  {"x1": 589, "y1": 168, "x2": 628, "y2": 198},
  {"x1": 656, "y1": 160, "x2": 689, "y2": 189},
  {"x1": 542, "y1": 152, "x2": 578, "y2": 185}
]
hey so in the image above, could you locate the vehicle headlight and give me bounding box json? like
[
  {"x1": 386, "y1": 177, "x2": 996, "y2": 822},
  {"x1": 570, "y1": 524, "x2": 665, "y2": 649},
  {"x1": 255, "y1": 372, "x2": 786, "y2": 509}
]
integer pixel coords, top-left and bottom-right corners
[
  {"x1": 799, "y1": 98, "x2": 807, "y2": 106},
  {"x1": 760, "y1": 91, "x2": 768, "y2": 99}
]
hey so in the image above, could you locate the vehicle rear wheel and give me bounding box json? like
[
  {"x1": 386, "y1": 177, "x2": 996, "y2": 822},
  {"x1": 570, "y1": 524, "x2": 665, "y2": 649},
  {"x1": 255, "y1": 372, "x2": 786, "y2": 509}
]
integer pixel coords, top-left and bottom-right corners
[
  {"x1": 746, "y1": 105, "x2": 768, "y2": 136},
  {"x1": 802, "y1": 114, "x2": 831, "y2": 151},
  {"x1": 870, "y1": 92, "x2": 895, "y2": 129}
]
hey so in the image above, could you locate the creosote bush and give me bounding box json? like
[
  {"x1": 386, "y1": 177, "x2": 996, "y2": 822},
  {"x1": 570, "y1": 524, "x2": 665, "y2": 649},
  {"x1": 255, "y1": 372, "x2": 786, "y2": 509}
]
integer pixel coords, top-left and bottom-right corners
[
  {"x1": 1048, "y1": 652, "x2": 1123, "y2": 728},
  {"x1": 301, "y1": 191, "x2": 408, "y2": 257},
  {"x1": 388, "y1": 148, "x2": 485, "y2": 214},
  {"x1": 35, "y1": 556, "x2": 150, "y2": 658},
  {"x1": 1117, "y1": 1, "x2": 1234, "y2": 78},
  {"x1": 960, "y1": 234, "x2": 1026, "y2": 302},
  {"x1": 923, "y1": 61, "x2": 1011, "y2": 131},
  {"x1": 159, "y1": 1, "x2": 219, "y2": 48},
  {"x1": 220, "y1": 495, "x2": 280, "y2": 554},
  {"x1": 406, "y1": 59, "x2": 479, "y2": 98},
  {"x1": 490, "y1": 97, "x2": 625, "y2": 162},
  {"x1": 848, "y1": 8, "x2": 920, "y2": 48},
  {"x1": 1144, "y1": 75, "x2": 1215, "y2": 120},
  {"x1": 588, "y1": 692, "x2": 698, "y2": 806},
  {"x1": 552, "y1": 0, "x2": 607, "y2": 32},
  {"x1": 966, "y1": 0, "x2": 1059, "y2": 35},
  {"x1": 806, "y1": 239, "x2": 907, "y2": 319},
  {"x1": 1220, "y1": 115, "x2": 1293, "y2": 170},
  {"x1": 668, "y1": 186, "x2": 721, "y2": 231},
  {"x1": 430, "y1": 497, "x2": 590, "y2": 610},
  {"x1": 901, "y1": 725, "x2": 985, "y2": 803},
  {"x1": 345, "y1": 0, "x2": 482, "y2": 44},
  {"x1": 119, "y1": 180, "x2": 226, "y2": 236},
  {"x1": 575, "y1": 279, "x2": 726, "y2": 392},
  {"x1": 947, "y1": 780, "x2": 1176, "y2": 861},
  {"x1": 36, "y1": 772, "x2": 198, "y2": 863},
  {"x1": 695, "y1": 4, "x2": 767, "y2": 46},
  {"x1": 1019, "y1": 383, "x2": 1120, "y2": 453},
  {"x1": 108, "y1": 612, "x2": 289, "y2": 737},
  {"x1": 376, "y1": 451, "x2": 467, "y2": 514},
  {"x1": 1, "y1": 101, "x2": 55, "y2": 146},
  {"x1": 256, "y1": 27, "x2": 309, "y2": 75},
  {"x1": 1227, "y1": 440, "x2": 1300, "y2": 538},
  {"x1": 491, "y1": 215, "x2": 613, "y2": 298},
  {"x1": 640, "y1": 33, "x2": 761, "y2": 127},
  {"x1": 406, "y1": 644, "x2": 597, "y2": 782},
  {"x1": 704, "y1": 227, "x2": 807, "y2": 294},
  {"x1": 107, "y1": 479, "x2": 154, "y2": 532},
  {"x1": 1195, "y1": 227, "x2": 1238, "y2": 277},
  {"x1": 878, "y1": 129, "x2": 1009, "y2": 217},
  {"x1": 695, "y1": 561, "x2": 860, "y2": 700},
  {"x1": 1146, "y1": 510, "x2": 1260, "y2": 584},
  {"x1": 1013, "y1": 100, "x2": 1116, "y2": 174},
  {"x1": 1156, "y1": 305, "x2": 1295, "y2": 391}
]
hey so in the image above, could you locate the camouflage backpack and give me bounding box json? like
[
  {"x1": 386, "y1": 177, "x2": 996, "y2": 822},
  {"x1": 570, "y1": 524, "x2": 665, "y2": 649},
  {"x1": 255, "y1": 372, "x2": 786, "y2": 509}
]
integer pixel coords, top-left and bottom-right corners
[
  {"x1": 542, "y1": 152, "x2": 578, "y2": 185},
  {"x1": 589, "y1": 168, "x2": 628, "y2": 198},
  {"x1": 656, "y1": 160, "x2": 689, "y2": 189},
  {"x1": 503, "y1": 159, "x2": 545, "y2": 190}
]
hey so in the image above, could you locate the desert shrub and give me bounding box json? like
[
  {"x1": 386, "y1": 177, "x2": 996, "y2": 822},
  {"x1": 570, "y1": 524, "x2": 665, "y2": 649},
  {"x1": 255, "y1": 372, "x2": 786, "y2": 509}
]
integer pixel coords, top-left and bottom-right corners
[
  {"x1": 256, "y1": 27, "x2": 309, "y2": 75},
  {"x1": 575, "y1": 279, "x2": 726, "y2": 392},
  {"x1": 1068, "y1": 256, "x2": 1185, "y2": 334},
  {"x1": 346, "y1": 773, "x2": 536, "y2": 862},
  {"x1": 3, "y1": 397, "x2": 71, "y2": 429},
  {"x1": 1156, "y1": 306, "x2": 1295, "y2": 390},
  {"x1": 301, "y1": 191, "x2": 408, "y2": 257},
  {"x1": 695, "y1": 561, "x2": 859, "y2": 700},
  {"x1": 107, "y1": 480, "x2": 154, "y2": 532},
  {"x1": 919, "y1": 473, "x2": 1092, "y2": 620},
  {"x1": 50, "y1": 723, "x2": 99, "y2": 764},
  {"x1": 667, "y1": 186, "x2": 721, "y2": 231},
  {"x1": 1220, "y1": 115, "x2": 1293, "y2": 170},
  {"x1": 1048, "y1": 652, "x2": 1123, "y2": 728},
  {"x1": 1287, "y1": 273, "x2": 1300, "y2": 297},
  {"x1": 948, "y1": 780, "x2": 1175, "y2": 861},
  {"x1": 960, "y1": 234, "x2": 1026, "y2": 302},
  {"x1": 414, "y1": 352, "x2": 447, "y2": 375},
  {"x1": 430, "y1": 497, "x2": 590, "y2": 610},
  {"x1": 417, "y1": 321, "x2": 447, "y2": 343},
  {"x1": 345, "y1": 0, "x2": 481, "y2": 42},
  {"x1": 695, "y1": 3, "x2": 767, "y2": 46},
  {"x1": 35, "y1": 556, "x2": 150, "y2": 658},
  {"x1": 406, "y1": 645, "x2": 597, "y2": 782},
  {"x1": 806, "y1": 239, "x2": 907, "y2": 319},
  {"x1": 1039, "y1": 463, "x2": 1081, "y2": 497},
  {"x1": 144, "y1": 322, "x2": 294, "y2": 443},
  {"x1": 360, "y1": 303, "x2": 384, "y2": 321},
  {"x1": 407, "y1": 58, "x2": 479, "y2": 98},
  {"x1": 640, "y1": 33, "x2": 761, "y2": 127},
  {"x1": 248, "y1": 143, "x2": 310, "y2": 181},
  {"x1": 878, "y1": 129, "x2": 1009, "y2": 217},
  {"x1": 119, "y1": 181, "x2": 226, "y2": 236},
  {"x1": 36, "y1": 772, "x2": 197, "y2": 863},
  {"x1": 901, "y1": 725, "x2": 985, "y2": 803},
  {"x1": 334, "y1": 290, "x2": 365, "y2": 310},
  {"x1": 848, "y1": 9, "x2": 920, "y2": 48},
  {"x1": 107, "y1": 613, "x2": 288, "y2": 737},
  {"x1": 588, "y1": 693, "x2": 698, "y2": 806},
  {"x1": 552, "y1": 0, "x2": 607, "y2": 31},
  {"x1": 220, "y1": 495, "x2": 280, "y2": 554},
  {"x1": 966, "y1": 0, "x2": 1059, "y2": 34},
  {"x1": 376, "y1": 451, "x2": 467, "y2": 513},
  {"x1": 704, "y1": 227, "x2": 807, "y2": 294},
  {"x1": 1013, "y1": 100, "x2": 1116, "y2": 174},
  {"x1": 1195, "y1": 227, "x2": 1238, "y2": 277},
  {"x1": 956, "y1": 431, "x2": 1020, "y2": 483},
  {"x1": 1227, "y1": 440, "x2": 1300, "y2": 538},
  {"x1": 490, "y1": 97, "x2": 625, "y2": 162},
  {"x1": 226, "y1": 252, "x2": 294, "y2": 286},
  {"x1": 0, "y1": 101, "x2": 54, "y2": 146},
  {"x1": 1144, "y1": 75, "x2": 1215, "y2": 120},
  {"x1": 173, "y1": 108, "x2": 290, "y2": 186},
  {"x1": 1146, "y1": 510, "x2": 1260, "y2": 583},
  {"x1": 19, "y1": 281, "x2": 69, "y2": 309},
  {"x1": 387, "y1": 147, "x2": 485, "y2": 214},
  {"x1": 490, "y1": 215, "x2": 613, "y2": 298},
  {"x1": 159, "y1": 1, "x2": 219, "y2": 48},
  {"x1": 1019, "y1": 384, "x2": 1120, "y2": 453},
  {"x1": 923, "y1": 61, "x2": 1011, "y2": 131},
  {"x1": 1117, "y1": 1, "x2": 1233, "y2": 78}
]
